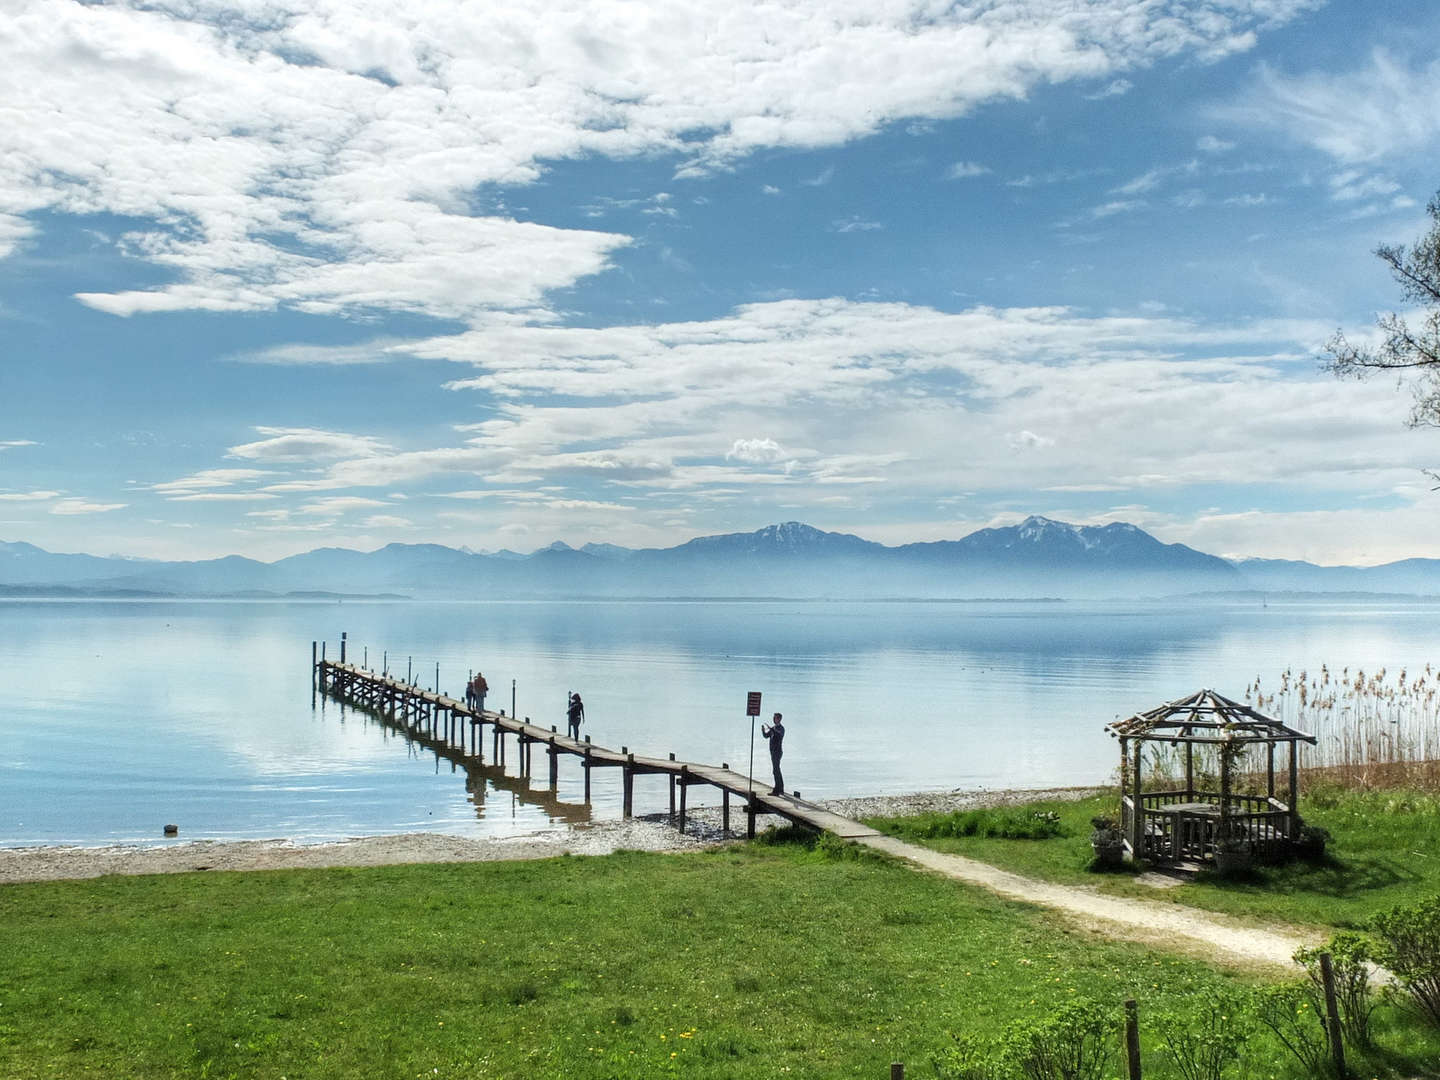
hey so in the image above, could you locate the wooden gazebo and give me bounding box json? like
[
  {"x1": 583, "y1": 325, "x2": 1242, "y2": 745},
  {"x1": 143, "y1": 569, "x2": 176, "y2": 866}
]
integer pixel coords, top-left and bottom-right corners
[{"x1": 1107, "y1": 689, "x2": 1317, "y2": 864}]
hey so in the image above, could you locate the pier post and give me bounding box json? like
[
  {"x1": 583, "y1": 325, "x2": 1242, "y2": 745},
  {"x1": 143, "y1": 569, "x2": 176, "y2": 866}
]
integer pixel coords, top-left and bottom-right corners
[
  {"x1": 340, "y1": 632, "x2": 346, "y2": 664},
  {"x1": 623, "y1": 754, "x2": 634, "y2": 817},
  {"x1": 678, "y1": 766, "x2": 688, "y2": 833},
  {"x1": 583, "y1": 748, "x2": 591, "y2": 802},
  {"x1": 722, "y1": 763, "x2": 730, "y2": 835},
  {"x1": 548, "y1": 738, "x2": 558, "y2": 788}
]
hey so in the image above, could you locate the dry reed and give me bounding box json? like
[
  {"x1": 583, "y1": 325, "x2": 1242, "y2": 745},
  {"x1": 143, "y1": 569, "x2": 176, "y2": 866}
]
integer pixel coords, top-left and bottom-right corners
[{"x1": 1243, "y1": 665, "x2": 1440, "y2": 791}]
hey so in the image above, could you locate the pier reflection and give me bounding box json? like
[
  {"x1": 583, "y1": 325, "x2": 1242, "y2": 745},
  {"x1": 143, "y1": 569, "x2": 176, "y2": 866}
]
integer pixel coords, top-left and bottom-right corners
[{"x1": 343, "y1": 694, "x2": 594, "y2": 826}]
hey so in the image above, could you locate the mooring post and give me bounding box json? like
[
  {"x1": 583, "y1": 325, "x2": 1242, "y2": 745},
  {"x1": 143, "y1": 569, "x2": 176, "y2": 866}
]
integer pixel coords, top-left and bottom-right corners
[
  {"x1": 583, "y1": 747, "x2": 592, "y2": 802},
  {"x1": 746, "y1": 796, "x2": 756, "y2": 839},
  {"x1": 511, "y1": 678, "x2": 516, "y2": 723},
  {"x1": 548, "y1": 737, "x2": 558, "y2": 788},
  {"x1": 668, "y1": 759, "x2": 676, "y2": 821},
  {"x1": 363, "y1": 645, "x2": 367, "y2": 669},
  {"x1": 722, "y1": 763, "x2": 730, "y2": 835},
  {"x1": 623, "y1": 753, "x2": 635, "y2": 817},
  {"x1": 1124, "y1": 999, "x2": 1141, "y2": 1080},
  {"x1": 383, "y1": 650, "x2": 387, "y2": 676},
  {"x1": 678, "y1": 765, "x2": 688, "y2": 833}
]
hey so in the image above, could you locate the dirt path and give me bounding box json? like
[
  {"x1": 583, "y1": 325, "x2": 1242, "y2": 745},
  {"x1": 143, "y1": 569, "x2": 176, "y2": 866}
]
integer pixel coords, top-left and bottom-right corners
[{"x1": 857, "y1": 833, "x2": 1321, "y2": 970}]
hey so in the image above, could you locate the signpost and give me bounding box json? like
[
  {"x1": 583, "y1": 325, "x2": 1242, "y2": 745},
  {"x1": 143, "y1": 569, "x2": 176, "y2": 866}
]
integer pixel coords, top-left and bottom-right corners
[{"x1": 746, "y1": 691, "x2": 762, "y2": 798}]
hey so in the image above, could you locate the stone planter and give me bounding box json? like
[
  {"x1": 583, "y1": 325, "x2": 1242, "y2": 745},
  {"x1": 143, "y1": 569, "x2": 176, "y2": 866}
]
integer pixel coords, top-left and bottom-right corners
[{"x1": 1091, "y1": 842, "x2": 1126, "y2": 868}]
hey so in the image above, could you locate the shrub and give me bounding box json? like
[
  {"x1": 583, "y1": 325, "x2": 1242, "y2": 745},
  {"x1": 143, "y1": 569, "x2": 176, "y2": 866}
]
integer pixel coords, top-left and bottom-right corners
[
  {"x1": 1000, "y1": 1001, "x2": 1113, "y2": 1080},
  {"x1": 1368, "y1": 895, "x2": 1440, "y2": 1027},
  {"x1": 1155, "y1": 994, "x2": 1250, "y2": 1080},
  {"x1": 908, "y1": 807, "x2": 1065, "y2": 841},
  {"x1": 1249, "y1": 983, "x2": 1329, "y2": 1076},
  {"x1": 1294, "y1": 933, "x2": 1378, "y2": 1048},
  {"x1": 933, "y1": 1032, "x2": 1009, "y2": 1080}
]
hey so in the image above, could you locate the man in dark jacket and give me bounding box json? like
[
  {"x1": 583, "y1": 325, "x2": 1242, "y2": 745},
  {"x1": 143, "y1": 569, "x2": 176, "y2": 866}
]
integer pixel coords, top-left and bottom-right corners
[
  {"x1": 567, "y1": 692, "x2": 585, "y2": 739},
  {"x1": 760, "y1": 712, "x2": 785, "y2": 795}
]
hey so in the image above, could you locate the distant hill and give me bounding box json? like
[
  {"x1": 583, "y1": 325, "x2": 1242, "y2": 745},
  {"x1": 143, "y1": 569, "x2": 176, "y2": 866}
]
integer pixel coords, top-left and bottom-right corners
[{"x1": 3, "y1": 518, "x2": 1438, "y2": 600}]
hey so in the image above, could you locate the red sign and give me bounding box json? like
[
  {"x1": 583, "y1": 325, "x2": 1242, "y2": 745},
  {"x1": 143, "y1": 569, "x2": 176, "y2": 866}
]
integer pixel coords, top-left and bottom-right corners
[{"x1": 746, "y1": 691, "x2": 762, "y2": 717}]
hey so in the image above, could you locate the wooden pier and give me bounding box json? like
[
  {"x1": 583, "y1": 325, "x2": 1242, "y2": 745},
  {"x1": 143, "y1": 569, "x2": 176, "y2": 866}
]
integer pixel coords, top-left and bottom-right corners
[{"x1": 313, "y1": 647, "x2": 877, "y2": 843}]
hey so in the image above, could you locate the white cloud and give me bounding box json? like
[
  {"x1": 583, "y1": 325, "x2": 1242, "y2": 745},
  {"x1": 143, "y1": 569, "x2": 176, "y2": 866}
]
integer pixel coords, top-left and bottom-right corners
[
  {"x1": 1007, "y1": 430, "x2": 1055, "y2": 451},
  {"x1": 945, "y1": 161, "x2": 991, "y2": 180},
  {"x1": 1196, "y1": 135, "x2": 1235, "y2": 153},
  {"x1": 0, "y1": 0, "x2": 1312, "y2": 321},
  {"x1": 165, "y1": 492, "x2": 279, "y2": 502},
  {"x1": 362, "y1": 514, "x2": 413, "y2": 528},
  {"x1": 1084, "y1": 78, "x2": 1132, "y2": 100},
  {"x1": 50, "y1": 498, "x2": 126, "y2": 515},
  {"x1": 0, "y1": 490, "x2": 60, "y2": 501},
  {"x1": 152, "y1": 467, "x2": 271, "y2": 495},
  {"x1": 226, "y1": 340, "x2": 416, "y2": 366},
  {"x1": 0, "y1": 440, "x2": 37, "y2": 449},
  {"x1": 1218, "y1": 50, "x2": 1440, "y2": 163},
  {"x1": 227, "y1": 428, "x2": 391, "y2": 463},
  {"x1": 726, "y1": 438, "x2": 788, "y2": 464},
  {"x1": 297, "y1": 496, "x2": 390, "y2": 516},
  {"x1": 832, "y1": 217, "x2": 883, "y2": 233},
  {"x1": 1327, "y1": 170, "x2": 1400, "y2": 202}
]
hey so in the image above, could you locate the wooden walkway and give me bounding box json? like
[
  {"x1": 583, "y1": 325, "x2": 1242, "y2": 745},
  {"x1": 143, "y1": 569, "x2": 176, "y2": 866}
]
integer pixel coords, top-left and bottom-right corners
[{"x1": 314, "y1": 655, "x2": 878, "y2": 842}]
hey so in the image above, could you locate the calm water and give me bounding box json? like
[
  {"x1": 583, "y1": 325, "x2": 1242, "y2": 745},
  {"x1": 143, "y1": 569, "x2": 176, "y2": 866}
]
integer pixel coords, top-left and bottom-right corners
[{"x1": 2, "y1": 598, "x2": 1435, "y2": 847}]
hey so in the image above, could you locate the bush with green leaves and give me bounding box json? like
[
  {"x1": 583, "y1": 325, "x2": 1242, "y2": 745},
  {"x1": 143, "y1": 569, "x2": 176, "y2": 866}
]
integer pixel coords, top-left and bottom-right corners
[
  {"x1": 1294, "y1": 932, "x2": 1377, "y2": 1048},
  {"x1": 1368, "y1": 894, "x2": 1440, "y2": 1027},
  {"x1": 933, "y1": 1032, "x2": 1009, "y2": 1080},
  {"x1": 1000, "y1": 1000, "x2": 1114, "y2": 1080},
  {"x1": 1249, "y1": 983, "x2": 1330, "y2": 1076},
  {"x1": 1154, "y1": 994, "x2": 1250, "y2": 1080},
  {"x1": 904, "y1": 807, "x2": 1066, "y2": 841}
]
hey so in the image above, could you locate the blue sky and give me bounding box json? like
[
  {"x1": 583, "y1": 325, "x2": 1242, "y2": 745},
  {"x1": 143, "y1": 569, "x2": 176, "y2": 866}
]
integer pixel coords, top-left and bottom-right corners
[{"x1": 3, "y1": 0, "x2": 1440, "y2": 565}]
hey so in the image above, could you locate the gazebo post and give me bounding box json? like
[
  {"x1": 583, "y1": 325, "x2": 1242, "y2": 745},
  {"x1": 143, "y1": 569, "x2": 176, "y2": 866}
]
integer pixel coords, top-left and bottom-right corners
[
  {"x1": 1185, "y1": 741, "x2": 1194, "y2": 800},
  {"x1": 1218, "y1": 736, "x2": 1232, "y2": 847},
  {"x1": 1267, "y1": 743, "x2": 1276, "y2": 800},
  {"x1": 1288, "y1": 740, "x2": 1300, "y2": 838},
  {"x1": 1130, "y1": 738, "x2": 1143, "y2": 858}
]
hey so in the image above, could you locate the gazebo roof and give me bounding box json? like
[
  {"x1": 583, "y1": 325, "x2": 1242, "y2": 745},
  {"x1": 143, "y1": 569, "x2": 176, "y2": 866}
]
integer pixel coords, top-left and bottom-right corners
[{"x1": 1107, "y1": 688, "x2": 1316, "y2": 746}]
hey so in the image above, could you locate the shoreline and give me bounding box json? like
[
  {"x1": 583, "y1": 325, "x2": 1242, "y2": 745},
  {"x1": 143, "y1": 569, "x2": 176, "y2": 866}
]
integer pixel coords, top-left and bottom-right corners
[{"x1": 0, "y1": 786, "x2": 1104, "y2": 884}]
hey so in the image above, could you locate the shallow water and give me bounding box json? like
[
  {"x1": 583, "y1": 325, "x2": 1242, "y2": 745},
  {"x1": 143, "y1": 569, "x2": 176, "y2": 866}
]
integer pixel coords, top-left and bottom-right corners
[{"x1": 2, "y1": 597, "x2": 1435, "y2": 846}]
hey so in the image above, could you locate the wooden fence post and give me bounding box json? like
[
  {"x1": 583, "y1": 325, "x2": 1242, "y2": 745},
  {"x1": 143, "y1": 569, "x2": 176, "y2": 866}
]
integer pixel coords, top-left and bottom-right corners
[
  {"x1": 890, "y1": 1064, "x2": 904, "y2": 1080},
  {"x1": 1124, "y1": 998, "x2": 1142, "y2": 1080},
  {"x1": 1319, "y1": 952, "x2": 1347, "y2": 1078}
]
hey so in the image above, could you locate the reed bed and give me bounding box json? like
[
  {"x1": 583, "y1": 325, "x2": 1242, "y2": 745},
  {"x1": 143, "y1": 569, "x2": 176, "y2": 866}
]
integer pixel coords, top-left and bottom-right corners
[
  {"x1": 1244, "y1": 665, "x2": 1440, "y2": 790},
  {"x1": 1128, "y1": 666, "x2": 1440, "y2": 793}
]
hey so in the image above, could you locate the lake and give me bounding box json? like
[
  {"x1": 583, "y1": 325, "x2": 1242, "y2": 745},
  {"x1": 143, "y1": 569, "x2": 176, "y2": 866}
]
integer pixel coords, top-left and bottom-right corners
[{"x1": 2, "y1": 597, "x2": 1435, "y2": 846}]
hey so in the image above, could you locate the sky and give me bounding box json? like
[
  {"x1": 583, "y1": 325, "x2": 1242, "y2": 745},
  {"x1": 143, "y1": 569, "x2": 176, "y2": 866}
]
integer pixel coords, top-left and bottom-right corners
[{"x1": 3, "y1": 0, "x2": 1440, "y2": 566}]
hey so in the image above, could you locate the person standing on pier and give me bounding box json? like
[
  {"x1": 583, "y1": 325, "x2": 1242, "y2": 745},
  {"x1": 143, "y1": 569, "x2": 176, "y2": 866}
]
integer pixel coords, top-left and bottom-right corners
[
  {"x1": 467, "y1": 672, "x2": 488, "y2": 713},
  {"x1": 761, "y1": 712, "x2": 785, "y2": 795},
  {"x1": 566, "y1": 692, "x2": 585, "y2": 739}
]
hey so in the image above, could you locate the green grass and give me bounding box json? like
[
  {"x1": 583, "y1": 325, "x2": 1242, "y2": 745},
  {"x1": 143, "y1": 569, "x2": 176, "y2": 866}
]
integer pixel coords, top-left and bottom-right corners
[
  {"x1": 6, "y1": 830, "x2": 1430, "y2": 1079},
  {"x1": 868, "y1": 787, "x2": 1440, "y2": 932}
]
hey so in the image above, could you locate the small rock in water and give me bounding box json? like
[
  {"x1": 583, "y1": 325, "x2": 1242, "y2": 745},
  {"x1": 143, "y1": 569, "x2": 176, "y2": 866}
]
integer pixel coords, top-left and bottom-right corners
[{"x1": 163, "y1": 824, "x2": 179, "y2": 837}]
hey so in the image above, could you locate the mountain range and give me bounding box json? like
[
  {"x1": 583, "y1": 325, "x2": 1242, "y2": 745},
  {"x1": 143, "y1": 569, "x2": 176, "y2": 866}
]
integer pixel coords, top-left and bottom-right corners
[{"x1": 3, "y1": 517, "x2": 1439, "y2": 600}]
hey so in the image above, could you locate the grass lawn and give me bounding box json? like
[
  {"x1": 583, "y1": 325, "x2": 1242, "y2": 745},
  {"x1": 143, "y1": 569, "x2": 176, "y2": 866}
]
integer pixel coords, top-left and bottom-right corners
[
  {"x1": 867, "y1": 787, "x2": 1440, "y2": 932},
  {"x1": 7, "y1": 831, "x2": 1434, "y2": 1079}
]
